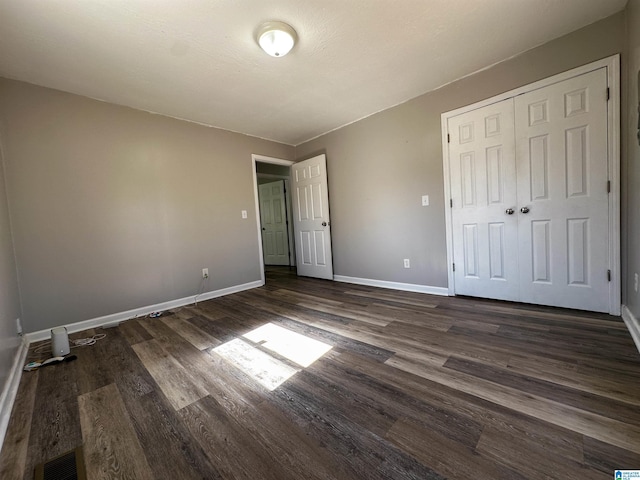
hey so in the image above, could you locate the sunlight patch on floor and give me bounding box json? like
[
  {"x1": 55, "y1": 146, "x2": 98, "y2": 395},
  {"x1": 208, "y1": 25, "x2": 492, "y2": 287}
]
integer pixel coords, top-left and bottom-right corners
[
  {"x1": 211, "y1": 323, "x2": 332, "y2": 390},
  {"x1": 213, "y1": 338, "x2": 299, "y2": 390},
  {"x1": 243, "y1": 322, "x2": 333, "y2": 367}
]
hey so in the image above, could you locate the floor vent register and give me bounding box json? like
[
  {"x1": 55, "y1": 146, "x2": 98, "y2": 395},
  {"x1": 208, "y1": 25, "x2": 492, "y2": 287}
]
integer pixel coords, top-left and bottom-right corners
[{"x1": 34, "y1": 446, "x2": 86, "y2": 480}]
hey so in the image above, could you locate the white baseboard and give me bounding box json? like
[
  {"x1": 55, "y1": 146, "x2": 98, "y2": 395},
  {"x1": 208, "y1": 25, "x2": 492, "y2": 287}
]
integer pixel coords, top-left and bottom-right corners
[
  {"x1": 622, "y1": 304, "x2": 640, "y2": 354},
  {"x1": 0, "y1": 338, "x2": 28, "y2": 453},
  {"x1": 333, "y1": 275, "x2": 449, "y2": 296},
  {"x1": 25, "y1": 280, "x2": 264, "y2": 343}
]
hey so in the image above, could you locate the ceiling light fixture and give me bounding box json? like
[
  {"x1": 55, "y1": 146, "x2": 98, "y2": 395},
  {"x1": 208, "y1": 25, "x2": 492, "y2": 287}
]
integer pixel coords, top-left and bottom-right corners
[{"x1": 256, "y1": 21, "x2": 297, "y2": 58}]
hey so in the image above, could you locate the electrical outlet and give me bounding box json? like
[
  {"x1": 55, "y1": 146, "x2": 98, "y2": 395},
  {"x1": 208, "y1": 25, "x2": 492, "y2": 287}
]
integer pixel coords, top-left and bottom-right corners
[
  {"x1": 403, "y1": 259, "x2": 410, "y2": 268},
  {"x1": 635, "y1": 273, "x2": 638, "y2": 293},
  {"x1": 15, "y1": 318, "x2": 22, "y2": 336},
  {"x1": 241, "y1": 210, "x2": 248, "y2": 219},
  {"x1": 202, "y1": 268, "x2": 209, "y2": 279},
  {"x1": 421, "y1": 195, "x2": 429, "y2": 206}
]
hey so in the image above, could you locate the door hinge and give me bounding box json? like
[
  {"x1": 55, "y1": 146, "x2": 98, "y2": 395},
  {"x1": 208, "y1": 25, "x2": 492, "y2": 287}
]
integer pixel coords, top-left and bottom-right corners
[
  {"x1": 447, "y1": 133, "x2": 450, "y2": 143},
  {"x1": 607, "y1": 269, "x2": 611, "y2": 282},
  {"x1": 452, "y1": 262, "x2": 456, "y2": 272},
  {"x1": 450, "y1": 198, "x2": 453, "y2": 208},
  {"x1": 607, "y1": 180, "x2": 611, "y2": 193},
  {"x1": 606, "y1": 87, "x2": 610, "y2": 101}
]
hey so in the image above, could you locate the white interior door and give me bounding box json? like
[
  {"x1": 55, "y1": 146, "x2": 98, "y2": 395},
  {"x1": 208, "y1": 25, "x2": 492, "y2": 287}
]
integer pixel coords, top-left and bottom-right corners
[
  {"x1": 258, "y1": 180, "x2": 290, "y2": 266},
  {"x1": 291, "y1": 154, "x2": 334, "y2": 280},
  {"x1": 514, "y1": 68, "x2": 610, "y2": 312},
  {"x1": 448, "y1": 98, "x2": 520, "y2": 301}
]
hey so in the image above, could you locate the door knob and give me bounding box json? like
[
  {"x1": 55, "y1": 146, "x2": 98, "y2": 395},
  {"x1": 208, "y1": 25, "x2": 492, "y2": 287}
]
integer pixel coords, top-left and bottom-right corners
[
  {"x1": 262, "y1": 227, "x2": 266, "y2": 231},
  {"x1": 321, "y1": 221, "x2": 327, "y2": 227},
  {"x1": 505, "y1": 208, "x2": 514, "y2": 215},
  {"x1": 520, "y1": 207, "x2": 530, "y2": 214}
]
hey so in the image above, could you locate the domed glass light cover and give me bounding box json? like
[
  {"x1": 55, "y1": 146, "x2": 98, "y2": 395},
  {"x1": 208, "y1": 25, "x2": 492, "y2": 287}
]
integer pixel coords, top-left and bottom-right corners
[{"x1": 257, "y1": 21, "x2": 297, "y2": 57}]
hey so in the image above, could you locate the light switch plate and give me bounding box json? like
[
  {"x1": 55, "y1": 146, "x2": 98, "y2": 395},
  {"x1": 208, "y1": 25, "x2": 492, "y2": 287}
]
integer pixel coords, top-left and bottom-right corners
[
  {"x1": 241, "y1": 210, "x2": 248, "y2": 219},
  {"x1": 422, "y1": 195, "x2": 429, "y2": 206}
]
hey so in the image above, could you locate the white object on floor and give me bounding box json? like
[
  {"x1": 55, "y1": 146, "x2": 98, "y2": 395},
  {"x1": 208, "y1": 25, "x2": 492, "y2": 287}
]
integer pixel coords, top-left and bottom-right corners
[{"x1": 51, "y1": 327, "x2": 70, "y2": 356}]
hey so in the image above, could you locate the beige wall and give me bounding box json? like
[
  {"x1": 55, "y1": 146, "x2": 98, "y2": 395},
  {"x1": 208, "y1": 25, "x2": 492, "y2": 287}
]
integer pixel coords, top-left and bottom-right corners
[
  {"x1": 0, "y1": 140, "x2": 21, "y2": 391},
  {"x1": 0, "y1": 79, "x2": 294, "y2": 333},
  {"x1": 626, "y1": 0, "x2": 640, "y2": 318},
  {"x1": 296, "y1": 13, "x2": 625, "y2": 288}
]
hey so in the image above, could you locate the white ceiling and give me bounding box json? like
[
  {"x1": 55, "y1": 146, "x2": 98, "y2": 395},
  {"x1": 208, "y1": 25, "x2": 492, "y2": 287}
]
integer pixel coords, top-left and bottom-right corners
[{"x1": 0, "y1": 0, "x2": 627, "y2": 146}]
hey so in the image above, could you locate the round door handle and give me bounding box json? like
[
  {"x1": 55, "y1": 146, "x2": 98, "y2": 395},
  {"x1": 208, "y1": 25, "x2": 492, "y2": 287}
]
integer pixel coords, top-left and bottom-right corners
[
  {"x1": 520, "y1": 207, "x2": 530, "y2": 214},
  {"x1": 321, "y1": 221, "x2": 327, "y2": 227},
  {"x1": 505, "y1": 208, "x2": 514, "y2": 215},
  {"x1": 262, "y1": 227, "x2": 266, "y2": 231}
]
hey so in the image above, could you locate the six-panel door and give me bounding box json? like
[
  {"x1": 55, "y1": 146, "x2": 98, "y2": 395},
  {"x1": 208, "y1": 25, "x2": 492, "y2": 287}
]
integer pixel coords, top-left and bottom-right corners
[
  {"x1": 259, "y1": 180, "x2": 290, "y2": 266},
  {"x1": 515, "y1": 68, "x2": 609, "y2": 312},
  {"x1": 448, "y1": 98, "x2": 520, "y2": 301},
  {"x1": 292, "y1": 154, "x2": 334, "y2": 280}
]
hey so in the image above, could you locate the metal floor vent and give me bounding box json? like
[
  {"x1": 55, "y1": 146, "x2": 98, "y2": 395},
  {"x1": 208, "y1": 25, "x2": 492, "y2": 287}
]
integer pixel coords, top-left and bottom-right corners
[{"x1": 34, "y1": 446, "x2": 86, "y2": 480}]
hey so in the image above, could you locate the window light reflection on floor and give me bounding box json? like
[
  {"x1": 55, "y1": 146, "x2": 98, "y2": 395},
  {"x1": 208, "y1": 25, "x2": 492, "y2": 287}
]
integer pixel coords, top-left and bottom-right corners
[
  {"x1": 213, "y1": 338, "x2": 298, "y2": 390},
  {"x1": 211, "y1": 323, "x2": 332, "y2": 391},
  {"x1": 243, "y1": 322, "x2": 332, "y2": 367}
]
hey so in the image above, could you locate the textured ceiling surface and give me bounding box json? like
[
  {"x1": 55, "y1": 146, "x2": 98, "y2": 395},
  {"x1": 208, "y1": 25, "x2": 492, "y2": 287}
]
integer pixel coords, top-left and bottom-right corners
[{"x1": 0, "y1": 0, "x2": 627, "y2": 145}]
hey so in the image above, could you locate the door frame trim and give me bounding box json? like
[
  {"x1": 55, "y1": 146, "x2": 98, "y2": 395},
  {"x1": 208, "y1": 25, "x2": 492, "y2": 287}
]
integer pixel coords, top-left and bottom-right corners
[
  {"x1": 440, "y1": 54, "x2": 620, "y2": 315},
  {"x1": 251, "y1": 154, "x2": 295, "y2": 285}
]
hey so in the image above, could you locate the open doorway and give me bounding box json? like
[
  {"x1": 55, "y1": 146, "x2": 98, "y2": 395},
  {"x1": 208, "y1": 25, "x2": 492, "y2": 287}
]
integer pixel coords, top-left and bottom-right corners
[{"x1": 251, "y1": 154, "x2": 295, "y2": 284}]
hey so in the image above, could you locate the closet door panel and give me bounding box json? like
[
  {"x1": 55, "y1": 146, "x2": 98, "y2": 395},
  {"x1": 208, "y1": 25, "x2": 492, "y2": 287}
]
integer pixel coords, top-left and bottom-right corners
[
  {"x1": 514, "y1": 68, "x2": 609, "y2": 312},
  {"x1": 448, "y1": 98, "x2": 520, "y2": 301}
]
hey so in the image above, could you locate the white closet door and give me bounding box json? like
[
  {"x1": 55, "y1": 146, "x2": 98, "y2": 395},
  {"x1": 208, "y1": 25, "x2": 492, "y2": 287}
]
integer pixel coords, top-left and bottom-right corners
[
  {"x1": 448, "y1": 98, "x2": 520, "y2": 301},
  {"x1": 514, "y1": 68, "x2": 610, "y2": 312}
]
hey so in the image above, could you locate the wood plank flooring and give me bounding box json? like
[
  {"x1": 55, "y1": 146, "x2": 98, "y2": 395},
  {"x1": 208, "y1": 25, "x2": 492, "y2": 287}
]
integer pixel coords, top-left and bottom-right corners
[{"x1": 2, "y1": 266, "x2": 640, "y2": 479}]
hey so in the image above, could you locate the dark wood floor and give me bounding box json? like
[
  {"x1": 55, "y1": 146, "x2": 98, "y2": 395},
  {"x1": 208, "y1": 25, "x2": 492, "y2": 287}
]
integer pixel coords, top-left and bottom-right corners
[{"x1": 2, "y1": 267, "x2": 640, "y2": 479}]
